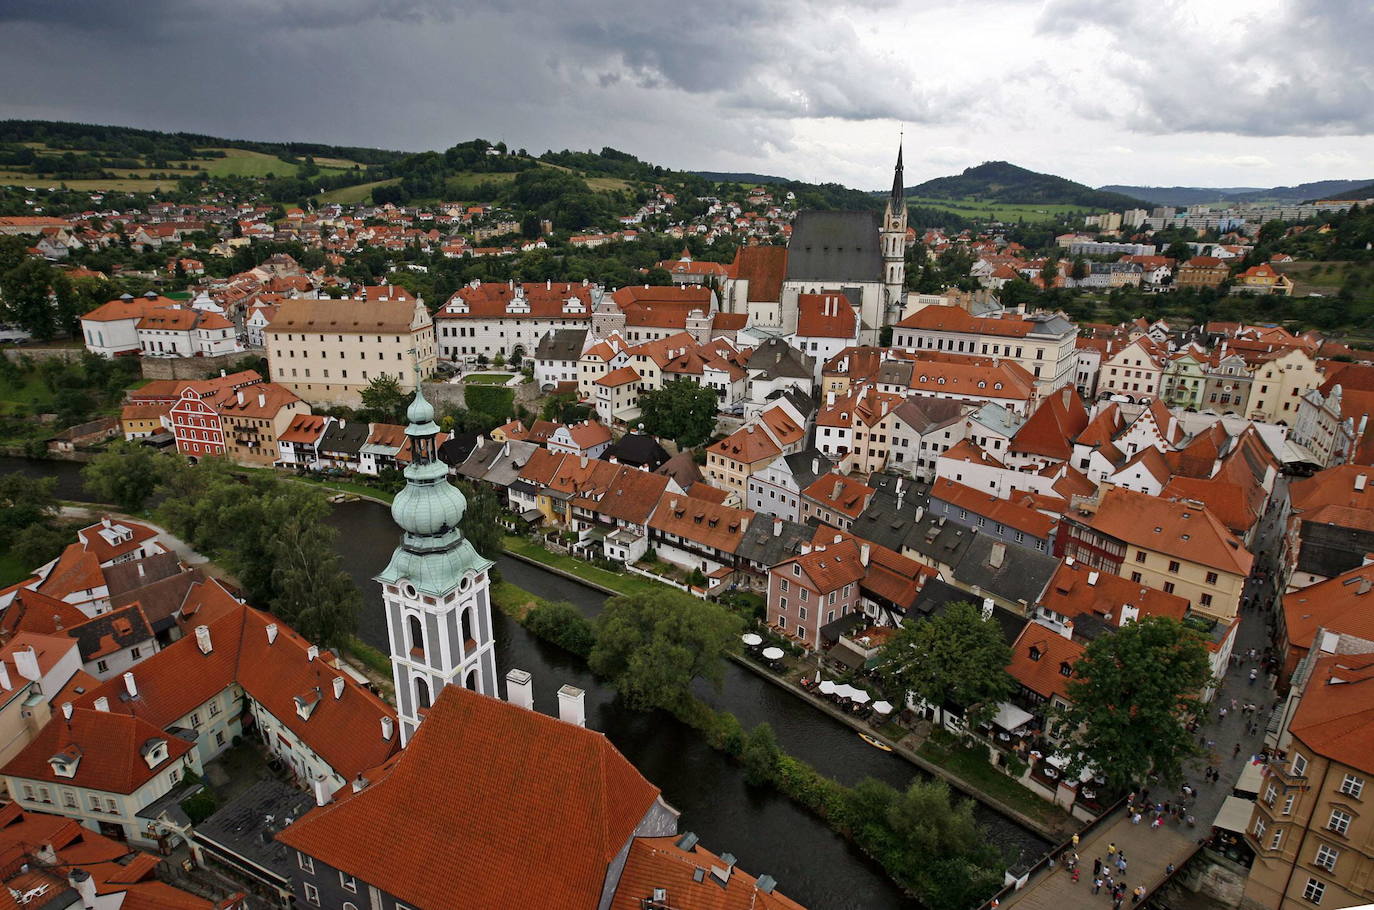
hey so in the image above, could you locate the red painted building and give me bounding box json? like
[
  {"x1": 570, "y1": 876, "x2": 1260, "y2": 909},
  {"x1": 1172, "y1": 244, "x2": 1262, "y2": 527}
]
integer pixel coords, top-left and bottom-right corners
[{"x1": 170, "y1": 387, "x2": 226, "y2": 458}]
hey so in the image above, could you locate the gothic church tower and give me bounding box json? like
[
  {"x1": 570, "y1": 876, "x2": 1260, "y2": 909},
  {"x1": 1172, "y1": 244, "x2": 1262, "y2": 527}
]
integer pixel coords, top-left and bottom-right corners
[
  {"x1": 881, "y1": 141, "x2": 908, "y2": 324},
  {"x1": 377, "y1": 383, "x2": 496, "y2": 746}
]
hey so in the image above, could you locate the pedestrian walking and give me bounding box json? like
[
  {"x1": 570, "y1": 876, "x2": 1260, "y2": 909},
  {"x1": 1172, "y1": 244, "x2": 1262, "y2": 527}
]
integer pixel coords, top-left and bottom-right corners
[
  {"x1": 1219, "y1": 706, "x2": 1229, "y2": 720},
  {"x1": 1118, "y1": 856, "x2": 1127, "y2": 874},
  {"x1": 1249, "y1": 668, "x2": 1258, "y2": 685},
  {"x1": 1072, "y1": 868, "x2": 1080, "y2": 884},
  {"x1": 1107, "y1": 842, "x2": 1117, "y2": 857},
  {"x1": 1072, "y1": 833, "x2": 1080, "y2": 848},
  {"x1": 1166, "y1": 863, "x2": 1176, "y2": 876},
  {"x1": 1094, "y1": 858, "x2": 1103, "y2": 877},
  {"x1": 1132, "y1": 812, "x2": 1142, "y2": 825},
  {"x1": 1151, "y1": 816, "x2": 1162, "y2": 830},
  {"x1": 1234, "y1": 743, "x2": 1243, "y2": 758},
  {"x1": 1094, "y1": 878, "x2": 1103, "y2": 895}
]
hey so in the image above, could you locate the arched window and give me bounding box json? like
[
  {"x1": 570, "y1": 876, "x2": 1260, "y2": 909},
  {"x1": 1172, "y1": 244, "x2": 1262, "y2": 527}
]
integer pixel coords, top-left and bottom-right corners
[
  {"x1": 408, "y1": 615, "x2": 423, "y2": 656},
  {"x1": 344, "y1": 904, "x2": 359, "y2": 910},
  {"x1": 415, "y1": 678, "x2": 431, "y2": 711},
  {"x1": 465, "y1": 668, "x2": 478, "y2": 691},
  {"x1": 461, "y1": 608, "x2": 475, "y2": 647}
]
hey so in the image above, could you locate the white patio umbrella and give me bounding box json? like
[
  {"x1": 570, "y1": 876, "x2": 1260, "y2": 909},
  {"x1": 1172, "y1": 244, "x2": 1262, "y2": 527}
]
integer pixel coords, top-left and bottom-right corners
[
  {"x1": 832, "y1": 684, "x2": 856, "y2": 700},
  {"x1": 761, "y1": 647, "x2": 785, "y2": 660},
  {"x1": 741, "y1": 633, "x2": 763, "y2": 646},
  {"x1": 850, "y1": 689, "x2": 872, "y2": 705},
  {"x1": 872, "y1": 700, "x2": 894, "y2": 715},
  {"x1": 818, "y1": 680, "x2": 837, "y2": 695}
]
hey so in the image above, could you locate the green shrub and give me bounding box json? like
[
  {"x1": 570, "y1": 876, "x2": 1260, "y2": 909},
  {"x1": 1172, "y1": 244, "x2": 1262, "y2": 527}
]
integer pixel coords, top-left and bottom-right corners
[
  {"x1": 524, "y1": 601, "x2": 595, "y2": 657},
  {"x1": 180, "y1": 789, "x2": 219, "y2": 825},
  {"x1": 465, "y1": 384, "x2": 514, "y2": 420}
]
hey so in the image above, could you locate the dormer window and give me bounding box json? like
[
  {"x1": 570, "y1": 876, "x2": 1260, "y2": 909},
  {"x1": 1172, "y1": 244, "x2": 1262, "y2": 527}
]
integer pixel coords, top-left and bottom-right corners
[
  {"x1": 141, "y1": 738, "x2": 169, "y2": 769},
  {"x1": 1028, "y1": 646, "x2": 1042, "y2": 661},
  {"x1": 49, "y1": 745, "x2": 82, "y2": 779},
  {"x1": 1059, "y1": 662, "x2": 1073, "y2": 677},
  {"x1": 295, "y1": 687, "x2": 323, "y2": 720}
]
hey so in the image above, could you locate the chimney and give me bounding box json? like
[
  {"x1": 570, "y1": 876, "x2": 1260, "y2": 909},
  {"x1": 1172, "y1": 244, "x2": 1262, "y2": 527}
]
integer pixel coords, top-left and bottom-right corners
[
  {"x1": 1357, "y1": 474, "x2": 1368, "y2": 492},
  {"x1": 1087, "y1": 570, "x2": 1099, "y2": 585},
  {"x1": 580, "y1": 455, "x2": 588, "y2": 469},
  {"x1": 773, "y1": 517, "x2": 783, "y2": 537},
  {"x1": 989, "y1": 542, "x2": 1006, "y2": 568},
  {"x1": 61, "y1": 702, "x2": 73, "y2": 721},
  {"x1": 13, "y1": 647, "x2": 41, "y2": 682},
  {"x1": 67, "y1": 869, "x2": 96, "y2": 910},
  {"x1": 258, "y1": 392, "x2": 266, "y2": 408},
  {"x1": 1060, "y1": 619, "x2": 1074, "y2": 640},
  {"x1": 332, "y1": 676, "x2": 345, "y2": 699},
  {"x1": 194, "y1": 624, "x2": 212, "y2": 654},
  {"x1": 236, "y1": 389, "x2": 244, "y2": 405},
  {"x1": 506, "y1": 668, "x2": 534, "y2": 710},
  {"x1": 311, "y1": 775, "x2": 333, "y2": 807},
  {"x1": 1061, "y1": 387, "x2": 1070, "y2": 408},
  {"x1": 266, "y1": 623, "x2": 278, "y2": 644},
  {"x1": 557, "y1": 684, "x2": 586, "y2": 727},
  {"x1": 0, "y1": 662, "x2": 9, "y2": 691},
  {"x1": 812, "y1": 457, "x2": 819, "y2": 475},
  {"x1": 136, "y1": 562, "x2": 145, "y2": 579},
  {"x1": 860, "y1": 543, "x2": 871, "y2": 567},
  {"x1": 380, "y1": 716, "x2": 394, "y2": 741},
  {"x1": 123, "y1": 672, "x2": 138, "y2": 699},
  {"x1": 307, "y1": 645, "x2": 319, "y2": 662},
  {"x1": 352, "y1": 773, "x2": 369, "y2": 793},
  {"x1": 94, "y1": 696, "x2": 109, "y2": 712}
]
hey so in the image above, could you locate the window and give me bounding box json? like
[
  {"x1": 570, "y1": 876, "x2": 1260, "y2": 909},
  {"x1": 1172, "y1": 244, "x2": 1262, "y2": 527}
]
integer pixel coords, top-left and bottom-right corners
[
  {"x1": 1254, "y1": 817, "x2": 1266, "y2": 840},
  {"x1": 1168, "y1": 560, "x2": 1180, "y2": 573},
  {"x1": 340, "y1": 872, "x2": 358, "y2": 893},
  {"x1": 799, "y1": 607, "x2": 807, "y2": 622},
  {"x1": 96, "y1": 659, "x2": 108, "y2": 673},
  {"x1": 1341, "y1": 774, "x2": 1364, "y2": 799},
  {"x1": 1303, "y1": 878, "x2": 1325, "y2": 904},
  {"x1": 779, "y1": 597, "x2": 787, "y2": 611},
  {"x1": 1200, "y1": 593, "x2": 1213, "y2": 607},
  {"x1": 1130, "y1": 572, "x2": 1142, "y2": 583},
  {"x1": 1205, "y1": 571, "x2": 1219, "y2": 585},
  {"x1": 1270, "y1": 828, "x2": 1283, "y2": 850},
  {"x1": 792, "y1": 564, "x2": 801, "y2": 576},
  {"x1": 1135, "y1": 551, "x2": 1147, "y2": 563},
  {"x1": 1293, "y1": 753, "x2": 1309, "y2": 776},
  {"x1": 799, "y1": 589, "x2": 808, "y2": 602},
  {"x1": 131, "y1": 647, "x2": 141, "y2": 659},
  {"x1": 297, "y1": 853, "x2": 314, "y2": 874},
  {"x1": 1315, "y1": 844, "x2": 1339, "y2": 872},
  {"x1": 780, "y1": 579, "x2": 789, "y2": 593},
  {"x1": 1329, "y1": 809, "x2": 1351, "y2": 835},
  {"x1": 1283, "y1": 793, "x2": 1295, "y2": 815},
  {"x1": 1163, "y1": 582, "x2": 1176, "y2": 594},
  {"x1": 214, "y1": 731, "x2": 225, "y2": 747},
  {"x1": 208, "y1": 701, "x2": 221, "y2": 717},
  {"x1": 303, "y1": 883, "x2": 320, "y2": 906}
]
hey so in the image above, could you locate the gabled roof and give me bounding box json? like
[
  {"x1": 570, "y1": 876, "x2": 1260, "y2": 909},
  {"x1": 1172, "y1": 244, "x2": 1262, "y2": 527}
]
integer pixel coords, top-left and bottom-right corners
[
  {"x1": 710, "y1": 426, "x2": 781, "y2": 465},
  {"x1": 1011, "y1": 387, "x2": 1088, "y2": 460},
  {"x1": 801, "y1": 473, "x2": 874, "y2": 520},
  {"x1": 953, "y1": 536, "x2": 1059, "y2": 607},
  {"x1": 1283, "y1": 564, "x2": 1374, "y2": 658},
  {"x1": 775, "y1": 536, "x2": 866, "y2": 592},
  {"x1": 611, "y1": 835, "x2": 804, "y2": 910},
  {"x1": 277, "y1": 685, "x2": 663, "y2": 910},
  {"x1": 786, "y1": 211, "x2": 882, "y2": 282},
  {"x1": 1290, "y1": 464, "x2": 1374, "y2": 516},
  {"x1": 2, "y1": 706, "x2": 192, "y2": 793},
  {"x1": 1085, "y1": 488, "x2": 1253, "y2": 576},
  {"x1": 795, "y1": 293, "x2": 857, "y2": 339},
  {"x1": 265, "y1": 298, "x2": 423, "y2": 333},
  {"x1": 1289, "y1": 654, "x2": 1374, "y2": 775},
  {"x1": 1041, "y1": 560, "x2": 1188, "y2": 625},
  {"x1": 76, "y1": 518, "x2": 159, "y2": 565},
  {"x1": 929, "y1": 478, "x2": 1055, "y2": 539},
  {"x1": 939, "y1": 438, "x2": 1006, "y2": 469},
  {"x1": 1008, "y1": 623, "x2": 1084, "y2": 701},
  {"x1": 726, "y1": 245, "x2": 788, "y2": 302},
  {"x1": 649, "y1": 497, "x2": 753, "y2": 552}
]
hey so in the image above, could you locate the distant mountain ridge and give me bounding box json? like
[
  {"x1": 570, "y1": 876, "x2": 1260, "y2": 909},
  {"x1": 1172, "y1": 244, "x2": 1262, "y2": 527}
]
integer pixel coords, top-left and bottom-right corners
[
  {"x1": 1100, "y1": 179, "x2": 1374, "y2": 207},
  {"x1": 690, "y1": 171, "x2": 794, "y2": 185},
  {"x1": 905, "y1": 161, "x2": 1150, "y2": 210}
]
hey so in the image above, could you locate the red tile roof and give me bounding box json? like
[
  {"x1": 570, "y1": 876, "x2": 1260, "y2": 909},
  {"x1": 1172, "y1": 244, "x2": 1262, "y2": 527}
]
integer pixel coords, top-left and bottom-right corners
[
  {"x1": 795, "y1": 294, "x2": 857, "y2": 339},
  {"x1": 726, "y1": 246, "x2": 787, "y2": 302},
  {"x1": 596, "y1": 365, "x2": 641, "y2": 387},
  {"x1": 709, "y1": 426, "x2": 781, "y2": 465},
  {"x1": 801, "y1": 473, "x2": 874, "y2": 520},
  {"x1": 33, "y1": 545, "x2": 105, "y2": 601},
  {"x1": 1283, "y1": 564, "x2": 1374, "y2": 660},
  {"x1": 2, "y1": 707, "x2": 193, "y2": 794},
  {"x1": 1011, "y1": 386, "x2": 1088, "y2": 460},
  {"x1": 437, "y1": 282, "x2": 595, "y2": 319},
  {"x1": 277, "y1": 685, "x2": 663, "y2": 910},
  {"x1": 611, "y1": 836, "x2": 805, "y2": 910},
  {"x1": 76, "y1": 518, "x2": 160, "y2": 565},
  {"x1": 1041, "y1": 561, "x2": 1188, "y2": 625},
  {"x1": 929, "y1": 478, "x2": 1056, "y2": 539},
  {"x1": 1289, "y1": 654, "x2": 1374, "y2": 775},
  {"x1": 1086, "y1": 488, "x2": 1253, "y2": 576},
  {"x1": 280, "y1": 413, "x2": 328, "y2": 444},
  {"x1": 1008, "y1": 624, "x2": 1084, "y2": 701},
  {"x1": 649, "y1": 497, "x2": 754, "y2": 552}
]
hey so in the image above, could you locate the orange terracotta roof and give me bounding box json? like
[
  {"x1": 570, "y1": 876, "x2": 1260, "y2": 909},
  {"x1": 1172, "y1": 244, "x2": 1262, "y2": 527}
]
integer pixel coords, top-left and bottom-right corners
[
  {"x1": 612, "y1": 836, "x2": 805, "y2": 910},
  {"x1": 1289, "y1": 654, "x2": 1374, "y2": 775},
  {"x1": 76, "y1": 518, "x2": 159, "y2": 565},
  {"x1": 33, "y1": 545, "x2": 105, "y2": 601},
  {"x1": 277, "y1": 685, "x2": 662, "y2": 910},
  {"x1": 726, "y1": 246, "x2": 788, "y2": 302},
  {"x1": 1011, "y1": 386, "x2": 1088, "y2": 460},
  {"x1": 1008, "y1": 624, "x2": 1084, "y2": 701},
  {"x1": 438, "y1": 282, "x2": 595, "y2": 319},
  {"x1": 1283, "y1": 565, "x2": 1374, "y2": 658},
  {"x1": 596, "y1": 365, "x2": 641, "y2": 387},
  {"x1": 1087, "y1": 488, "x2": 1253, "y2": 576},
  {"x1": 939, "y1": 438, "x2": 1006, "y2": 469},
  {"x1": 1042, "y1": 561, "x2": 1188, "y2": 625},
  {"x1": 686, "y1": 482, "x2": 730, "y2": 504},
  {"x1": 929, "y1": 478, "x2": 1055, "y2": 539},
  {"x1": 800, "y1": 473, "x2": 873, "y2": 520},
  {"x1": 896, "y1": 305, "x2": 1043, "y2": 338},
  {"x1": 780, "y1": 536, "x2": 866, "y2": 591},
  {"x1": 759, "y1": 405, "x2": 804, "y2": 447},
  {"x1": 280, "y1": 413, "x2": 328, "y2": 444},
  {"x1": 649, "y1": 497, "x2": 753, "y2": 552},
  {"x1": 709, "y1": 426, "x2": 781, "y2": 465},
  {"x1": 1291, "y1": 465, "x2": 1374, "y2": 516},
  {"x1": 795, "y1": 294, "x2": 857, "y2": 339},
  {"x1": 2, "y1": 707, "x2": 193, "y2": 794},
  {"x1": 1161, "y1": 476, "x2": 1258, "y2": 537},
  {"x1": 211, "y1": 381, "x2": 301, "y2": 419}
]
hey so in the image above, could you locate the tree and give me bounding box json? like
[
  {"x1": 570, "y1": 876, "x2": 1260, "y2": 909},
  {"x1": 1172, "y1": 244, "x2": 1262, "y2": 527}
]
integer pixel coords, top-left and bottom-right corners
[
  {"x1": 1070, "y1": 256, "x2": 1089, "y2": 281},
  {"x1": 1056, "y1": 615, "x2": 1212, "y2": 792},
  {"x1": 0, "y1": 473, "x2": 59, "y2": 551},
  {"x1": 877, "y1": 601, "x2": 1012, "y2": 728},
  {"x1": 1, "y1": 258, "x2": 56, "y2": 339},
  {"x1": 1165, "y1": 241, "x2": 1192, "y2": 264},
  {"x1": 81, "y1": 441, "x2": 178, "y2": 511},
  {"x1": 588, "y1": 591, "x2": 743, "y2": 710},
  {"x1": 637, "y1": 379, "x2": 719, "y2": 449},
  {"x1": 268, "y1": 514, "x2": 360, "y2": 648},
  {"x1": 1040, "y1": 257, "x2": 1059, "y2": 286},
  {"x1": 741, "y1": 722, "x2": 782, "y2": 785},
  {"x1": 524, "y1": 601, "x2": 595, "y2": 657},
  {"x1": 360, "y1": 374, "x2": 407, "y2": 422},
  {"x1": 456, "y1": 480, "x2": 502, "y2": 569}
]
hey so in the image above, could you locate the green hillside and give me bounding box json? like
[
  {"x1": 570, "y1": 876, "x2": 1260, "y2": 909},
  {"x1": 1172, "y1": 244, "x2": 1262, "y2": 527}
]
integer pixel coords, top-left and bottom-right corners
[{"x1": 908, "y1": 161, "x2": 1149, "y2": 211}]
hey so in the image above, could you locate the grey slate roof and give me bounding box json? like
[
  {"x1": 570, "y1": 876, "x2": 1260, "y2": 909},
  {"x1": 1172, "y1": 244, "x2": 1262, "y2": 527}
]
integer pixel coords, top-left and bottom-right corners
[
  {"x1": 910, "y1": 578, "x2": 1028, "y2": 645},
  {"x1": 876, "y1": 360, "x2": 914, "y2": 388},
  {"x1": 891, "y1": 396, "x2": 968, "y2": 434},
  {"x1": 655, "y1": 451, "x2": 703, "y2": 489},
  {"x1": 901, "y1": 510, "x2": 977, "y2": 569},
  {"x1": 735, "y1": 516, "x2": 812, "y2": 567},
  {"x1": 952, "y1": 535, "x2": 1058, "y2": 609},
  {"x1": 535, "y1": 328, "x2": 588, "y2": 362},
  {"x1": 786, "y1": 211, "x2": 883, "y2": 283},
  {"x1": 782, "y1": 449, "x2": 834, "y2": 490},
  {"x1": 748, "y1": 338, "x2": 814, "y2": 381},
  {"x1": 193, "y1": 779, "x2": 316, "y2": 888},
  {"x1": 319, "y1": 420, "x2": 369, "y2": 457},
  {"x1": 606, "y1": 433, "x2": 670, "y2": 470}
]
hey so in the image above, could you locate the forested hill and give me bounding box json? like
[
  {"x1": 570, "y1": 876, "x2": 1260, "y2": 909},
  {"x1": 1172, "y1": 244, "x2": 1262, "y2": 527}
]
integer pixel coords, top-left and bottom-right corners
[
  {"x1": 908, "y1": 161, "x2": 1149, "y2": 210},
  {"x1": 1100, "y1": 178, "x2": 1374, "y2": 207}
]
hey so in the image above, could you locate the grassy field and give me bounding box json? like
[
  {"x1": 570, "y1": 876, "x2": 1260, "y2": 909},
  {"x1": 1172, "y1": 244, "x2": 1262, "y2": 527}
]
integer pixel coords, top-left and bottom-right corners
[
  {"x1": 0, "y1": 175, "x2": 180, "y2": 192},
  {"x1": 0, "y1": 372, "x2": 55, "y2": 416},
  {"x1": 907, "y1": 195, "x2": 1087, "y2": 223},
  {"x1": 317, "y1": 177, "x2": 400, "y2": 204},
  {"x1": 586, "y1": 176, "x2": 633, "y2": 192},
  {"x1": 462, "y1": 372, "x2": 514, "y2": 385},
  {"x1": 0, "y1": 145, "x2": 361, "y2": 191},
  {"x1": 191, "y1": 148, "x2": 356, "y2": 178},
  {"x1": 502, "y1": 535, "x2": 668, "y2": 598},
  {"x1": 1275, "y1": 260, "x2": 1374, "y2": 298}
]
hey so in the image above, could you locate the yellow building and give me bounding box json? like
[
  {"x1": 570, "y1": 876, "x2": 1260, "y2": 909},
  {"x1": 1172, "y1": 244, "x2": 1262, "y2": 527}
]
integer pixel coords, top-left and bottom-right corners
[
  {"x1": 706, "y1": 425, "x2": 782, "y2": 498},
  {"x1": 1248, "y1": 347, "x2": 1321, "y2": 425},
  {"x1": 1233, "y1": 263, "x2": 1295, "y2": 296},
  {"x1": 1245, "y1": 652, "x2": 1374, "y2": 910},
  {"x1": 264, "y1": 299, "x2": 436, "y2": 407}
]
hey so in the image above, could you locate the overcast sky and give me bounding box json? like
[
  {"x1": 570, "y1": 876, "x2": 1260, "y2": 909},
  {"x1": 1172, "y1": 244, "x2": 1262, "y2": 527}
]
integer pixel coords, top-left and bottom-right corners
[{"x1": 2, "y1": 0, "x2": 1371, "y2": 191}]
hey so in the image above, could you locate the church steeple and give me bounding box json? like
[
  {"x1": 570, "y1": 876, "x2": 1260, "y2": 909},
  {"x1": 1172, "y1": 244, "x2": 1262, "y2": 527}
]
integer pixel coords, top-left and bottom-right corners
[
  {"x1": 889, "y1": 139, "x2": 905, "y2": 210},
  {"x1": 377, "y1": 381, "x2": 497, "y2": 746},
  {"x1": 881, "y1": 136, "x2": 908, "y2": 323}
]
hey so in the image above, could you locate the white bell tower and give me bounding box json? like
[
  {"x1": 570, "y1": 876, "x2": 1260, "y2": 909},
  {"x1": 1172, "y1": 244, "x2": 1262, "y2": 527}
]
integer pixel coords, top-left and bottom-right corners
[{"x1": 376, "y1": 383, "x2": 496, "y2": 746}]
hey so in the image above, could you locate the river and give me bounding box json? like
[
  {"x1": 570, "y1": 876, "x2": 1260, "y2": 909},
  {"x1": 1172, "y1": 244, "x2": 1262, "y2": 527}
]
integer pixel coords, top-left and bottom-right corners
[{"x1": 4, "y1": 456, "x2": 1051, "y2": 909}]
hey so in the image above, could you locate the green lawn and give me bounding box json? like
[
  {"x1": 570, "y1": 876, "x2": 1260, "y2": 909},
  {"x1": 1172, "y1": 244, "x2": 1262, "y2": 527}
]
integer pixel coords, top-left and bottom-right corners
[
  {"x1": 0, "y1": 373, "x2": 55, "y2": 416},
  {"x1": 0, "y1": 551, "x2": 31, "y2": 588},
  {"x1": 317, "y1": 178, "x2": 400, "y2": 205},
  {"x1": 462, "y1": 373, "x2": 515, "y2": 385},
  {"x1": 192, "y1": 148, "x2": 356, "y2": 179},
  {"x1": 918, "y1": 730, "x2": 1069, "y2": 827},
  {"x1": 501, "y1": 536, "x2": 668, "y2": 598},
  {"x1": 907, "y1": 195, "x2": 1088, "y2": 223}
]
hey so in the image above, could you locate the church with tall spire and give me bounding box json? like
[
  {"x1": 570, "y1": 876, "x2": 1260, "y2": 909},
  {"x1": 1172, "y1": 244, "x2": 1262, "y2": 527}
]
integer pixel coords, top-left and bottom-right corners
[
  {"x1": 376, "y1": 381, "x2": 496, "y2": 746},
  {"x1": 778, "y1": 139, "x2": 910, "y2": 344}
]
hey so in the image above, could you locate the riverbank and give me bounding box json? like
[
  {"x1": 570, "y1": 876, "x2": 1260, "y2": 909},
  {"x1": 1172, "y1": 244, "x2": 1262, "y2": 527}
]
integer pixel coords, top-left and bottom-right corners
[{"x1": 499, "y1": 544, "x2": 1073, "y2": 842}]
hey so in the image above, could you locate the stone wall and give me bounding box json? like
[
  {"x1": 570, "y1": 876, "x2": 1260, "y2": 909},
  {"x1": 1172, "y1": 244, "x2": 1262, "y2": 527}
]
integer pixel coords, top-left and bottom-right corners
[
  {"x1": 2, "y1": 346, "x2": 85, "y2": 363},
  {"x1": 141, "y1": 350, "x2": 264, "y2": 381},
  {"x1": 420, "y1": 378, "x2": 542, "y2": 415}
]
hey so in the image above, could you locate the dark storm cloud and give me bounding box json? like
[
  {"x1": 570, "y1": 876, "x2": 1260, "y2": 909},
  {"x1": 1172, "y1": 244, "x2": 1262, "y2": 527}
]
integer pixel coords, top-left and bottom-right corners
[{"x1": 1037, "y1": 0, "x2": 1374, "y2": 136}]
